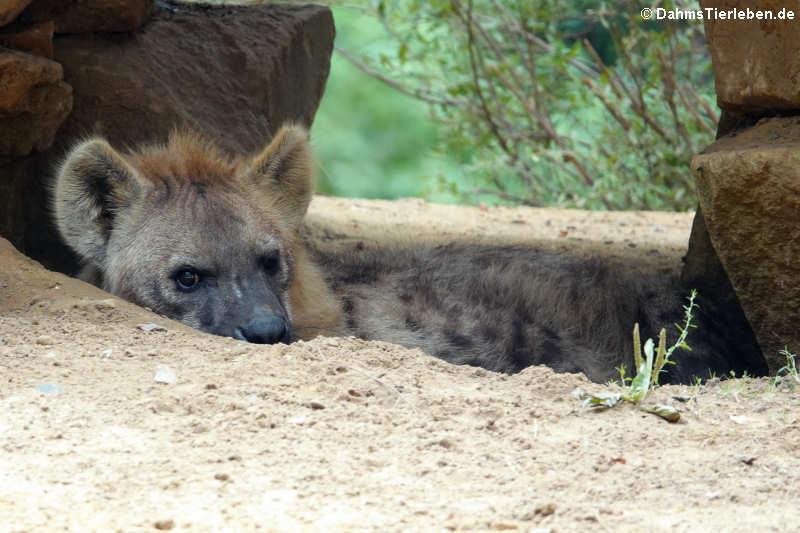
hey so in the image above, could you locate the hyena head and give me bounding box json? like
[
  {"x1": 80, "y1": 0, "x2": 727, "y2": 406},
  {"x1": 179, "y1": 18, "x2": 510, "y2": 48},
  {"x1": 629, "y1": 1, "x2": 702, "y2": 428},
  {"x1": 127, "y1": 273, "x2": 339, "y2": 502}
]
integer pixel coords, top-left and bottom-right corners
[{"x1": 53, "y1": 125, "x2": 314, "y2": 344}]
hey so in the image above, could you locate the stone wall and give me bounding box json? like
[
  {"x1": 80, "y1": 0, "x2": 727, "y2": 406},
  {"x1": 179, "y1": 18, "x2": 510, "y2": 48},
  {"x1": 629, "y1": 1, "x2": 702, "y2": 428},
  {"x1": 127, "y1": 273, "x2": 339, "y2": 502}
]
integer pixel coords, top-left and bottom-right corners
[
  {"x1": 0, "y1": 0, "x2": 334, "y2": 273},
  {"x1": 684, "y1": 0, "x2": 800, "y2": 373}
]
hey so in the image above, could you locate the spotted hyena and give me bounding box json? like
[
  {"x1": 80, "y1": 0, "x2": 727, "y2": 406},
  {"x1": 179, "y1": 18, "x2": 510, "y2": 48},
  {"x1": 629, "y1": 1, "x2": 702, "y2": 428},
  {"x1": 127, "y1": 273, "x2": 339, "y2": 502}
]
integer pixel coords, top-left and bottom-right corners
[{"x1": 53, "y1": 124, "x2": 763, "y2": 383}]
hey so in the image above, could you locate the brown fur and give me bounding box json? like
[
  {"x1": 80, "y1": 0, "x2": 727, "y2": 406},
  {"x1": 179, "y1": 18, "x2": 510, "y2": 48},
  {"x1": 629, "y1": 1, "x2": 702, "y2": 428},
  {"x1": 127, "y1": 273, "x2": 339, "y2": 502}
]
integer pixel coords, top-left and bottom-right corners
[
  {"x1": 53, "y1": 125, "x2": 767, "y2": 383},
  {"x1": 54, "y1": 125, "x2": 342, "y2": 344}
]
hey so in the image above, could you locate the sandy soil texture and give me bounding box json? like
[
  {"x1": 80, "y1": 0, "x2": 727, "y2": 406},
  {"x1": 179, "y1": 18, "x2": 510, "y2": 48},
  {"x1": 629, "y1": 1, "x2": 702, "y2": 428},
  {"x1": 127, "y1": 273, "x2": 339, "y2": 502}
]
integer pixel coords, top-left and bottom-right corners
[{"x1": 1, "y1": 197, "x2": 798, "y2": 532}]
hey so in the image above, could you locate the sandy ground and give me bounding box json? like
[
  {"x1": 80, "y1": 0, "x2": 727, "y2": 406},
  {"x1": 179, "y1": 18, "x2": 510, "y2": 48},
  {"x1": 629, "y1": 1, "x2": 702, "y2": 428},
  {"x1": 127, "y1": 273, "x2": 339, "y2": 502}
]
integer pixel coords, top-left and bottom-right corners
[{"x1": 2, "y1": 197, "x2": 799, "y2": 532}]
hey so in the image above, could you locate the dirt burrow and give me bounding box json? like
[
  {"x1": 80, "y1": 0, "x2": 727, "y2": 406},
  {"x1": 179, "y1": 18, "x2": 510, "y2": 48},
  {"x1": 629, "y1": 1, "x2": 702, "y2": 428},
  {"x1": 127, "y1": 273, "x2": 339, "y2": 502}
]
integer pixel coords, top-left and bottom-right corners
[{"x1": 1, "y1": 198, "x2": 798, "y2": 532}]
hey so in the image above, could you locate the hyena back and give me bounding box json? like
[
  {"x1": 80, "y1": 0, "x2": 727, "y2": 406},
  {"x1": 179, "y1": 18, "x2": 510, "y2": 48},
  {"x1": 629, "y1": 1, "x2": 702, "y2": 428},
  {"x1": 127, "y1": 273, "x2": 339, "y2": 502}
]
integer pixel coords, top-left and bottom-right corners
[{"x1": 53, "y1": 125, "x2": 765, "y2": 383}]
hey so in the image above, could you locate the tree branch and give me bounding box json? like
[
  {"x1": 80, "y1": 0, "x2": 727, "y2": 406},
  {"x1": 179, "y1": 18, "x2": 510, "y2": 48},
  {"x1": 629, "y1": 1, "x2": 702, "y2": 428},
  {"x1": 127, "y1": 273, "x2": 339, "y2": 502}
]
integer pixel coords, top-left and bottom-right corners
[{"x1": 334, "y1": 46, "x2": 461, "y2": 108}]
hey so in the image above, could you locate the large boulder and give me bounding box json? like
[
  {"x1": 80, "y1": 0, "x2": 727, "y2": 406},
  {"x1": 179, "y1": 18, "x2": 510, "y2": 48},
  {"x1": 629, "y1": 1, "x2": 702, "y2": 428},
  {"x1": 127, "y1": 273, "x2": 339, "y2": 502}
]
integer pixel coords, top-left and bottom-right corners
[
  {"x1": 2, "y1": 1, "x2": 334, "y2": 274},
  {"x1": 0, "y1": 0, "x2": 34, "y2": 27},
  {"x1": 0, "y1": 20, "x2": 55, "y2": 58},
  {"x1": 18, "y1": 0, "x2": 154, "y2": 33},
  {"x1": 0, "y1": 48, "x2": 72, "y2": 156},
  {"x1": 692, "y1": 117, "x2": 800, "y2": 373},
  {"x1": 48, "y1": 1, "x2": 334, "y2": 156},
  {"x1": 0, "y1": 47, "x2": 61, "y2": 113},
  {"x1": 700, "y1": 0, "x2": 800, "y2": 112},
  {"x1": 683, "y1": 1, "x2": 800, "y2": 374}
]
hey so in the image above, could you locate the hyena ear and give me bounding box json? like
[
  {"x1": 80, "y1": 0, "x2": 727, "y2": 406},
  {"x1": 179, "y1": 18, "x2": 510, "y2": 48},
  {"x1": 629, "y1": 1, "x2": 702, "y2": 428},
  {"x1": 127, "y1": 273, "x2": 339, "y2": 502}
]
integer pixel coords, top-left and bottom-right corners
[
  {"x1": 53, "y1": 138, "x2": 143, "y2": 266},
  {"x1": 245, "y1": 123, "x2": 314, "y2": 229}
]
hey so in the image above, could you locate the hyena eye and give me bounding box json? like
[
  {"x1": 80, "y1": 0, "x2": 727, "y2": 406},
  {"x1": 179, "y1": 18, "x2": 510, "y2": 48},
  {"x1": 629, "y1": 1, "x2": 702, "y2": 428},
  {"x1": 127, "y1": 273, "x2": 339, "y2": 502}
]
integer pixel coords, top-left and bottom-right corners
[
  {"x1": 175, "y1": 269, "x2": 201, "y2": 291},
  {"x1": 261, "y1": 251, "x2": 281, "y2": 277}
]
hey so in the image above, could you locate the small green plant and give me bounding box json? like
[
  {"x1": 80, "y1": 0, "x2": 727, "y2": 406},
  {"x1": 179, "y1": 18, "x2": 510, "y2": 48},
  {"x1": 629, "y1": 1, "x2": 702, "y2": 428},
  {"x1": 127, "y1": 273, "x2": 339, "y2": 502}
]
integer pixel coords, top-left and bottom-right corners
[
  {"x1": 772, "y1": 348, "x2": 800, "y2": 390},
  {"x1": 582, "y1": 290, "x2": 698, "y2": 422}
]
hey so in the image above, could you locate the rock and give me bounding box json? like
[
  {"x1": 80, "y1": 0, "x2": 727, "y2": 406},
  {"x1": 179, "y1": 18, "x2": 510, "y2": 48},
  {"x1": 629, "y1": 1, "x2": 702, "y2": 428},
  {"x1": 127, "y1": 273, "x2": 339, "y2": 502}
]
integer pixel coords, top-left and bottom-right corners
[
  {"x1": 680, "y1": 204, "x2": 766, "y2": 377},
  {"x1": 0, "y1": 82, "x2": 73, "y2": 156},
  {"x1": 0, "y1": 158, "x2": 28, "y2": 250},
  {"x1": 50, "y1": 1, "x2": 333, "y2": 155},
  {"x1": 18, "y1": 0, "x2": 154, "y2": 33},
  {"x1": 138, "y1": 323, "x2": 166, "y2": 332},
  {"x1": 0, "y1": 49, "x2": 72, "y2": 156},
  {"x1": 35, "y1": 382, "x2": 63, "y2": 395},
  {"x1": 154, "y1": 364, "x2": 177, "y2": 385},
  {"x1": 692, "y1": 117, "x2": 800, "y2": 373},
  {"x1": 0, "y1": 20, "x2": 55, "y2": 58},
  {"x1": 681, "y1": 110, "x2": 767, "y2": 377},
  {"x1": 11, "y1": 1, "x2": 334, "y2": 274},
  {"x1": 0, "y1": 47, "x2": 61, "y2": 112},
  {"x1": 153, "y1": 519, "x2": 175, "y2": 531},
  {"x1": 0, "y1": 0, "x2": 34, "y2": 27},
  {"x1": 700, "y1": 0, "x2": 800, "y2": 111}
]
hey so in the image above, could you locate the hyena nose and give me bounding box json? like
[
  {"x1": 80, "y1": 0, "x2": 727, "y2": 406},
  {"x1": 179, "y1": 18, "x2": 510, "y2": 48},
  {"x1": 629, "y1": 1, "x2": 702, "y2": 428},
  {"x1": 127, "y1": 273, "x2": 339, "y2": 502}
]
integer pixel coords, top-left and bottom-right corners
[{"x1": 235, "y1": 314, "x2": 291, "y2": 344}]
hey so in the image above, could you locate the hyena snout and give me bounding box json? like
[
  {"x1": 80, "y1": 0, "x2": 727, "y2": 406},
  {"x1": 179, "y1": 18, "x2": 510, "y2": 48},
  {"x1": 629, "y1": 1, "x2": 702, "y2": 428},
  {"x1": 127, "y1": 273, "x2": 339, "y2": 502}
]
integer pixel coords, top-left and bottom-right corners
[{"x1": 233, "y1": 313, "x2": 292, "y2": 345}]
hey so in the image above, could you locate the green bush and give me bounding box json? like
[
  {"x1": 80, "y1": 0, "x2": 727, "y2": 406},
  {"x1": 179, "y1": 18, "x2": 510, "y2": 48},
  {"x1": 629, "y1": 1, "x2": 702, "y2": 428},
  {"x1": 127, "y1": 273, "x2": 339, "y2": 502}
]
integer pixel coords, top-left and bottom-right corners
[
  {"x1": 211, "y1": 0, "x2": 718, "y2": 210},
  {"x1": 323, "y1": 0, "x2": 718, "y2": 210}
]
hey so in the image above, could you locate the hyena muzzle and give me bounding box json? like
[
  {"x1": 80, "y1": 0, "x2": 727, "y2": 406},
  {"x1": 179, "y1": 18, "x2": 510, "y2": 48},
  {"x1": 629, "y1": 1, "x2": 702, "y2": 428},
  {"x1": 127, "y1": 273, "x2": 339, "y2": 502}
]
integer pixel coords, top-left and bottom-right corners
[{"x1": 53, "y1": 125, "x2": 767, "y2": 383}]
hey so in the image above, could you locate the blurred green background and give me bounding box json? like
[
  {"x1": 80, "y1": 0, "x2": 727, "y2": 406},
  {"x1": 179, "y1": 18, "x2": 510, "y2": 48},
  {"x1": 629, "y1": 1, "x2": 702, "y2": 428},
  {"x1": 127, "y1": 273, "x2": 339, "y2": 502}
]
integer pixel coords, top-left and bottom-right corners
[{"x1": 311, "y1": 7, "x2": 467, "y2": 203}]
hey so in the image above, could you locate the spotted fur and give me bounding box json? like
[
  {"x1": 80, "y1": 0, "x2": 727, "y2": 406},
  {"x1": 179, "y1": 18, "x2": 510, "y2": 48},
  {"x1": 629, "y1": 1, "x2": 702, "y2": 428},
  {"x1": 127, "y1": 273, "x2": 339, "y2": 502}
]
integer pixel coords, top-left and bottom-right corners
[{"x1": 53, "y1": 125, "x2": 767, "y2": 383}]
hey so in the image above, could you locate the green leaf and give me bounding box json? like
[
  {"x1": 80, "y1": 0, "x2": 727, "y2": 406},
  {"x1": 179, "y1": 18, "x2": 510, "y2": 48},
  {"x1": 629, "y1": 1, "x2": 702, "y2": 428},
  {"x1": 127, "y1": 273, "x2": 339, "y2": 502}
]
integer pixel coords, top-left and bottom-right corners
[
  {"x1": 398, "y1": 43, "x2": 408, "y2": 64},
  {"x1": 642, "y1": 404, "x2": 681, "y2": 423},
  {"x1": 582, "y1": 392, "x2": 622, "y2": 409},
  {"x1": 629, "y1": 338, "x2": 654, "y2": 403}
]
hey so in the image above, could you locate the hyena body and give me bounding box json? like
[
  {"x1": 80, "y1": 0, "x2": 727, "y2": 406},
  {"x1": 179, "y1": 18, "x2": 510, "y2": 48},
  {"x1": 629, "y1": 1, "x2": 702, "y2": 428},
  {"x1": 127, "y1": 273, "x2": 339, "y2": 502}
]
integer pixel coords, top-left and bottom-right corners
[{"x1": 53, "y1": 125, "x2": 764, "y2": 383}]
